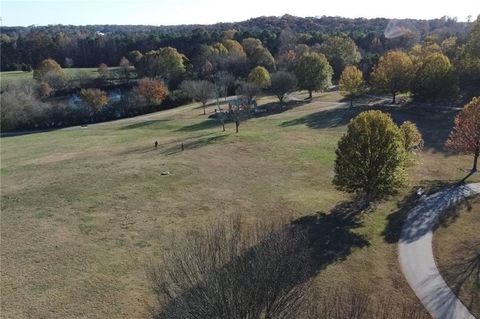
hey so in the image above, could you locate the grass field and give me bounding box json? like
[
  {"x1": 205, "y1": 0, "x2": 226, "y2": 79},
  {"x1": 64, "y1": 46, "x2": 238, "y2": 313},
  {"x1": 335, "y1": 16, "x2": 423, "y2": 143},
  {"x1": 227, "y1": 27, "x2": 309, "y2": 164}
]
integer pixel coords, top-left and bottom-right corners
[
  {"x1": 1, "y1": 91, "x2": 479, "y2": 318},
  {"x1": 0, "y1": 67, "x2": 111, "y2": 85},
  {"x1": 434, "y1": 197, "x2": 480, "y2": 317}
]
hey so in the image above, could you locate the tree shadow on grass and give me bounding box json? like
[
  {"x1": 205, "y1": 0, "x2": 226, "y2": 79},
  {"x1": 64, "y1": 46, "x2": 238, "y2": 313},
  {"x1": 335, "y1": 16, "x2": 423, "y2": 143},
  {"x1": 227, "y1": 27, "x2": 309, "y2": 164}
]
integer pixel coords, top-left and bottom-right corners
[
  {"x1": 153, "y1": 201, "x2": 370, "y2": 318},
  {"x1": 279, "y1": 105, "x2": 357, "y2": 129},
  {"x1": 115, "y1": 133, "x2": 228, "y2": 156},
  {"x1": 176, "y1": 119, "x2": 221, "y2": 132},
  {"x1": 118, "y1": 119, "x2": 171, "y2": 130},
  {"x1": 160, "y1": 134, "x2": 229, "y2": 155},
  {"x1": 251, "y1": 99, "x2": 310, "y2": 119},
  {"x1": 440, "y1": 239, "x2": 480, "y2": 316},
  {"x1": 292, "y1": 200, "x2": 370, "y2": 271},
  {"x1": 175, "y1": 100, "x2": 309, "y2": 132},
  {"x1": 382, "y1": 180, "x2": 476, "y2": 244},
  {"x1": 279, "y1": 104, "x2": 459, "y2": 153}
]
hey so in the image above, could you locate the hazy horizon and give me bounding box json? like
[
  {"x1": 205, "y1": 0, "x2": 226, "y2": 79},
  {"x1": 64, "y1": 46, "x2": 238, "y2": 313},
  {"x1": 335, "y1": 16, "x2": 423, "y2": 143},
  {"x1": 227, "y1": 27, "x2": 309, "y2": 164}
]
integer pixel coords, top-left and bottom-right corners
[{"x1": 1, "y1": 0, "x2": 478, "y2": 27}]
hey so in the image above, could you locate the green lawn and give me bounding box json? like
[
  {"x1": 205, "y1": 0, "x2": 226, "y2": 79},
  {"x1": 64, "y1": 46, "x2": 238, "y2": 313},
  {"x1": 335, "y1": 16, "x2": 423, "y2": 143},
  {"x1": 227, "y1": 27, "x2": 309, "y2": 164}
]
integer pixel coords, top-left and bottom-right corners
[
  {"x1": 434, "y1": 197, "x2": 480, "y2": 317},
  {"x1": 1, "y1": 91, "x2": 478, "y2": 318},
  {"x1": 0, "y1": 67, "x2": 109, "y2": 85}
]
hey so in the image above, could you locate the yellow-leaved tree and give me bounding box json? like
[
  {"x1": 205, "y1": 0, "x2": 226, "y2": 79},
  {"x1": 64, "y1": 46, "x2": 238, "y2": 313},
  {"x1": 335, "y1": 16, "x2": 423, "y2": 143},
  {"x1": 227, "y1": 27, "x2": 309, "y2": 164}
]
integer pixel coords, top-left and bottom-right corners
[
  {"x1": 248, "y1": 66, "x2": 271, "y2": 89},
  {"x1": 371, "y1": 51, "x2": 414, "y2": 103},
  {"x1": 339, "y1": 65, "x2": 364, "y2": 107}
]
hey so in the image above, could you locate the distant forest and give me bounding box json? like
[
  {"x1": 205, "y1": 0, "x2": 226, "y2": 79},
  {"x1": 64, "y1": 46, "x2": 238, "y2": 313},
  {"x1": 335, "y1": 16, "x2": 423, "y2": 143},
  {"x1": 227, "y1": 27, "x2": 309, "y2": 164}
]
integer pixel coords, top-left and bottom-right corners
[{"x1": 0, "y1": 15, "x2": 471, "y2": 71}]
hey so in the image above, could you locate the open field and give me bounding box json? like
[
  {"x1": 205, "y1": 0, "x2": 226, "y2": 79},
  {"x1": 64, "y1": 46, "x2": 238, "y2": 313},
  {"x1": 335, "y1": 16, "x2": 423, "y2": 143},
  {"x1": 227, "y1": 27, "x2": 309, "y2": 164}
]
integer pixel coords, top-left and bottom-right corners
[
  {"x1": 1, "y1": 91, "x2": 479, "y2": 318},
  {"x1": 0, "y1": 67, "x2": 113, "y2": 85},
  {"x1": 434, "y1": 196, "x2": 480, "y2": 317}
]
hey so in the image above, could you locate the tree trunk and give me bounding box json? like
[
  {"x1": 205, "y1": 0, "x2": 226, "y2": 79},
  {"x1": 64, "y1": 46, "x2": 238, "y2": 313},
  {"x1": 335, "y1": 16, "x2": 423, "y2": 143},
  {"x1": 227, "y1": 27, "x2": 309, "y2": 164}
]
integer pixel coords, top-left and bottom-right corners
[
  {"x1": 308, "y1": 90, "x2": 312, "y2": 99},
  {"x1": 473, "y1": 149, "x2": 479, "y2": 173},
  {"x1": 350, "y1": 98, "x2": 353, "y2": 107},
  {"x1": 222, "y1": 121, "x2": 225, "y2": 132},
  {"x1": 235, "y1": 121, "x2": 239, "y2": 133},
  {"x1": 202, "y1": 103, "x2": 206, "y2": 115},
  {"x1": 392, "y1": 92, "x2": 396, "y2": 104}
]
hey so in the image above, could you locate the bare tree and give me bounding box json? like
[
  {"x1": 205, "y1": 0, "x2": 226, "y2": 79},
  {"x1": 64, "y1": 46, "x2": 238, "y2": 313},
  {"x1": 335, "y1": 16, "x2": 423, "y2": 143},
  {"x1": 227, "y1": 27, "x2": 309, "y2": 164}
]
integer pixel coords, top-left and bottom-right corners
[
  {"x1": 213, "y1": 71, "x2": 235, "y2": 100},
  {"x1": 148, "y1": 214, "x2": 431, "y2": 319},
  {"x1": 236, "y1": 81, "x2": 260, "y2": 106},
  {"x1": 180, "y1": 80, "x2": 216, "y2": 115},
  {"x1": 149, "y1": 215, "x2": 314, "y2": 319}
]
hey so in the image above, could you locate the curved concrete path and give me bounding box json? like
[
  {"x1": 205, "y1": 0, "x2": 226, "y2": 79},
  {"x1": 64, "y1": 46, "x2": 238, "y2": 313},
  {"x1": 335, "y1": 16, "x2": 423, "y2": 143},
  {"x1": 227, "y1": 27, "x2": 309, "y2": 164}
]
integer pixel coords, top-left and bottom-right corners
[{"x1": 399, "y1": 182, "x2": 480, "y2": 319}]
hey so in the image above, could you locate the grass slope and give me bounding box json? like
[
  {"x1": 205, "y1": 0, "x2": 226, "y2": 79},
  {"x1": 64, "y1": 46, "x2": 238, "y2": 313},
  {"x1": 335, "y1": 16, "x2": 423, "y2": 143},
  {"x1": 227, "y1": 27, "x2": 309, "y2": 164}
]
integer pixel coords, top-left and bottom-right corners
[
  {"x1": 434, "y1": 197, "x2": 480, "y2": 317},
  {"x1": 1, "y1": 67, "x2": 111, "y2": 85},
  {"x1": 1, "y1": 91, "x2": 478, "y2": 318}
]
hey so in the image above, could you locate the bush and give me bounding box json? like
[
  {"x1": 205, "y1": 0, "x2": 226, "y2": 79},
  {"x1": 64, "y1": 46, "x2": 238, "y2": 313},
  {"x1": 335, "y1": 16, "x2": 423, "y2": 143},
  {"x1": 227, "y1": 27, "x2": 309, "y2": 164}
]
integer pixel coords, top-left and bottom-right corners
[{"x1": 150, "y1": 215, "x2": 313, "y2": 319}]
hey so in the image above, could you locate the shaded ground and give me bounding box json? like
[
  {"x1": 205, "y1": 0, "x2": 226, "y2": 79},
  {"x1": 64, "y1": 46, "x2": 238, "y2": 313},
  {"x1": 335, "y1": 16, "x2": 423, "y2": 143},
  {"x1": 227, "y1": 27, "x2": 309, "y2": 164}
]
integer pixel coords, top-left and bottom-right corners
[
  {"x1": 399, "y1": 183, "x2": 480, "y2": 319},
  {"x1": 280, "y1": 104, "x2": 459, "y2": 152},
  {"x1": 434, "y1": 196, "x2": 480, "y2": 318}
]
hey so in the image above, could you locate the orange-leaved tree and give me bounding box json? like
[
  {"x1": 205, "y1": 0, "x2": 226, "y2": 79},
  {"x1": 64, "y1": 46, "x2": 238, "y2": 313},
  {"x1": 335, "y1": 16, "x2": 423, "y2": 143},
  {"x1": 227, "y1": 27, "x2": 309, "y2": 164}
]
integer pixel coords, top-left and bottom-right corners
[
  {"x1": 137, "y1": 78, "x2": 168, "y2": 104},
  {"x1": 445, "y1": 97, "x2": 480, "y2": 173},
  {"x1": 80, "y1": 88, "x2": 108, "y2": 112}
]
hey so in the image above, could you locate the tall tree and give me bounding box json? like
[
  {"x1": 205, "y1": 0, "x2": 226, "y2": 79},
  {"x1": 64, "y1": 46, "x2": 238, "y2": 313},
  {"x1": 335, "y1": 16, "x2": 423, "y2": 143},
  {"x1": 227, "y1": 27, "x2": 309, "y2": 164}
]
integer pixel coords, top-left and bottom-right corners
[
  {"x1": 137, "y1": 47, "x2": 186, "y2": 82},
  {"x1": 33, "y1": 59, "x2": 64, "y2": 82},
  {"x1": 97, "y1": 63, "x2": 109, "y2": 79},
  {"x1": 333, "y1": 110, "x2": 413, "y2": 202},
  {"x1": 80, "y1": 88, "x2": 108, "y2": 112},
  {"x1": 137, "y1": 78, "x2": 168, "y2": 105},
  {"x1": 370, "y1": 51, "x2": 414, "y2": 103},
  {"x1": 241, "y1": 38, "x2": 275, "y2": 71},
  {"x1": 294, "y1": 52, "x2": 333, "y2": 99},
  {"x1": 339, "y1": 65, "x2": 365, "y2": 107},
  {"x1": 222, "y1": 40, "x2": 246, "y2": 57},
  {"x1": 213, "y1": 71, "x2": 235, "y2": 100},
  {"x1": 119, "y1": 56, "x2": 132, "y2": 79},
  {"x1": 459, "y1": 15, "x2": 480, "y2": 83},
  {"x1": 230, "y1": 83, "x2": 260, "y2": 134},
  {"x1": 247, "y1": 66, "x2": 271, "y2": 89},
  {"x1": 269, "y1": 71, "x2": 297, "y2": 103},
  {"x1": 445, "y1": 97, "x2": 480, "y2": 173},
  {"x1": 180, "y1": 80, "x2": 216, "y2": 115},
  {"x1": 318, "y1": 36, "x2": 361, "y2": 78},
  {"x1": 411, "y1": 52, "x2": 458, "y2": 102}
]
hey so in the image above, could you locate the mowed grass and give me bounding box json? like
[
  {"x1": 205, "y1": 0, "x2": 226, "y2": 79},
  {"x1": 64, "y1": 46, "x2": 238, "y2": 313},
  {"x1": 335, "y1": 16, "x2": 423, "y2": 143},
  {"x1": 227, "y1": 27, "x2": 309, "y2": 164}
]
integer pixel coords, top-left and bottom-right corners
[
  {"x1": 433, "y1": 197, "x2": 480, "y2": 317},
  {"x1": 1, "y1": 91, "x2": 479, "y2": 318},
  {"x1": 0, "y1": 67, "x2": 107, "y2": 85}
]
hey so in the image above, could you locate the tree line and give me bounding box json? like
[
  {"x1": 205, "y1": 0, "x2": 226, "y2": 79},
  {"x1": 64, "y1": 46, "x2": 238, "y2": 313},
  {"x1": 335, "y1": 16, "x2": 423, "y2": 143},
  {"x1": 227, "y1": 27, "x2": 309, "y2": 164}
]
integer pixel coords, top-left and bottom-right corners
[
  {"x1": 1, "y1": 16, "x2": 479, "y2": 132},
  {"x1": 0, "y1": 15, "x2": 471, "y2": 71}
]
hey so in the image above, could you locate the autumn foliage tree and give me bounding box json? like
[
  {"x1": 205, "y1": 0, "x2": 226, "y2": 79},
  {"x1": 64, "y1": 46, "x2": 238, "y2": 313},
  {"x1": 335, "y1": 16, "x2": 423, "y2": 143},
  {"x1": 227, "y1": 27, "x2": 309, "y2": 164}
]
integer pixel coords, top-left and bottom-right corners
[
  {"x1": 137, "y1": 47, "x2": 186, "y2": 82},
  {"x1": 445, "y1": 97, "x2": 480, "y2": 173},
  {"x1": 80, "y1": 88, "x2": 108, "y2": 112},
  {"x1": 119, "y1": 56, "x2": 132, "y2": 79},
  {"x1": 294, "y1": 52, "x2": 333, "y2": 99},
  {"x1": 137, "y1": 78, "x2": 168, "y2": 105},
  {"x1": 318, "y1": 36, "x2": 361, "y2": 78},
  {"x1": 400, "y1": 121, "x2": 424, "y2": 152},
  {"x1": 339, "y1": 65, "x2": 364, "y2": 107},
  {"x1": 333, "y1": 110, "x2": 417, "y2": 202},
  {"x1": 33, "y1": 59, "x2": 65, "y2": 82},
  {"x1": 371, "y1": 51, "x2": 414, "y2": 103},
  {"x1": 97, "y1": 63, "x2": 109, "y2": 79},
  {"x1": 247, "y1": 66, "x2": 271, "y2": 88},
  {"x1": 411, "y1": 52, "x2": 458, "y2": 102}
]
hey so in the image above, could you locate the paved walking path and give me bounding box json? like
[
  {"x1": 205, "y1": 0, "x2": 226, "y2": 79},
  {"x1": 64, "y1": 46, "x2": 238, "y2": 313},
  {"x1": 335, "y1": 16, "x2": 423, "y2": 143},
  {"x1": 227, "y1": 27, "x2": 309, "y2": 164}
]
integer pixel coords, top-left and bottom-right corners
[{"x1": 399, "y1": 183, "x2": 480, "y2": 319}]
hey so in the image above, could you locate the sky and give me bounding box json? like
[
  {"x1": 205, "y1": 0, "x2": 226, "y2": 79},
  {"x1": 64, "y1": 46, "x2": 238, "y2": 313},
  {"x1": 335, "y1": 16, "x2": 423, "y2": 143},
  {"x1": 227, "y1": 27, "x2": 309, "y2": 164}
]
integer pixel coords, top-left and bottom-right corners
[{"x1": 1, "y1": 0, "x2": 479, "y2": 26}]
